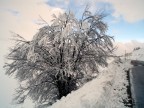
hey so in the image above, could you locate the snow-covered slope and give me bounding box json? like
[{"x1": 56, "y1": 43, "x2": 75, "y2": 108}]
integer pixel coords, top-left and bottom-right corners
[
  {"x1": 49, "y1": 59, "x2": 132, "y2": 108},
  {"x1": 130, "y1": 48, "x2": 144, "y2": 61},
  {"x1": 114, "y1": 41, "x2": 144, "y2": 56},
  {"x1": 48, "y1": 48, "x2": 144, "y2": 108}
]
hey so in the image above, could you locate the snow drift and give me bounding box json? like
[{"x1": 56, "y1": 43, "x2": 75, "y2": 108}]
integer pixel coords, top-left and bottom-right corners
[
  {"x1": 48, "y1": 59, "x2": 132, "y2": 108},
  {"x1": 49, "y1": 48, "x2": 144, "y2": 108}
]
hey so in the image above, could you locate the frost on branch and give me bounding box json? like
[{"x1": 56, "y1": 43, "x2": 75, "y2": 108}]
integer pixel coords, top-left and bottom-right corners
[{"x1": 4, "y1": 9, "x2": 114, "y2": 107}]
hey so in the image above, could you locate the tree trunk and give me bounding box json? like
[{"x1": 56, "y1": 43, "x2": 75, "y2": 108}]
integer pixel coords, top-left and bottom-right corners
[{"x1": 56, "y1": 75, "x2": 77, "y2": 99}]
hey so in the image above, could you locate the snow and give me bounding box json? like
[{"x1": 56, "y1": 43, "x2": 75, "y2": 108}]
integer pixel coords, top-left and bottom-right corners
[
  {"x1": 130, "y1": 48, "x2": 144, "y2": 61},
  {"x1": 48, "y1": 48, "x2": 144, "y2": 108},
  {"x1": 114, "y1": 41, "x2": 144, "y2": 56},
  {"x1": 48, "y1": 59, "x2": 132, "y2": 108}
]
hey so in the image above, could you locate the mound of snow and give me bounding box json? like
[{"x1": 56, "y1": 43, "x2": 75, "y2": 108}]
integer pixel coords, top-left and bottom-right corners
[
  {"x1": 48, "y1": 47, "x2": 144, "y2": 108},
  {"x1": 49, "y1": 59, "x2": 132, "y2": 108}
]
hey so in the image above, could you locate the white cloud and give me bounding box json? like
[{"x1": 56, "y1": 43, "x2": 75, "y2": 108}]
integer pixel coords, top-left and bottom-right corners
[
  {"x1": 108, "y1": 0, "x2": 144, "y2": 23},
  {"x1": 0, "y1": 0, "x2": 64, "y2": 40},
  {"x1": 72, "y1": 0, "x2": 144, "y2": 23}
]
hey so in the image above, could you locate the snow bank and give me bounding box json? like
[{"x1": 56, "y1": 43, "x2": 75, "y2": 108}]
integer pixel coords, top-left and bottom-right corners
[
  {"x1": 104, "y1": 60, "x2": 132, "y2": 108},
  {"x1": 49, "y1": 59, "x2": 132, "y2": 108},
  {"x1": 48, "y1": 48, "x2": 144, "y2": 108}
]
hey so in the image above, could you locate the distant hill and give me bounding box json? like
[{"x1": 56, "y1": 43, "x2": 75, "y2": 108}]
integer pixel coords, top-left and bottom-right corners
[
  {"x1": 114, "y1": 40, "x2": 144, "y2": 56},
  {"x1": 130, "y1": 47, "x2": 144, "y2": 61}
]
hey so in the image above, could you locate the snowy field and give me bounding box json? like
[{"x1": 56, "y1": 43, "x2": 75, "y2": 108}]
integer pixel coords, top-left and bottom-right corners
[{"x1": 48, "y1": 48, "x2": 144, "y2": 108}]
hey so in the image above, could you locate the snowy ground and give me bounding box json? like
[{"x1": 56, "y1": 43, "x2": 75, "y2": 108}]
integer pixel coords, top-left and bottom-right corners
[
  {"x1": 47, "y1": 48, "x2": 144, "y2": 108},
  {"x1": 48, "y1": 59, "x2": 132, "y2": 108}
]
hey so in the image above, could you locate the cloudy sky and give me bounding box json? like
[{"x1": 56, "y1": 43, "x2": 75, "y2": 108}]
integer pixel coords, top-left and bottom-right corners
[{"x1": 0, "y1": 0, "x2": 144, "y2": 108}]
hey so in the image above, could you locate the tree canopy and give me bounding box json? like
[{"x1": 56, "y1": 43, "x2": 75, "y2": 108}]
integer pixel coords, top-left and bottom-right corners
[{"x1": 4, "y1": 8, "x2": 114, "y2": 107}]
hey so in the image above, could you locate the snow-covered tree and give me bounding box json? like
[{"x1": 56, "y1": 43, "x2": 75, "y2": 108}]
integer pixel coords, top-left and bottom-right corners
[{"x1": 4, "y1": 8, "x2": 114, "y2": 107}]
